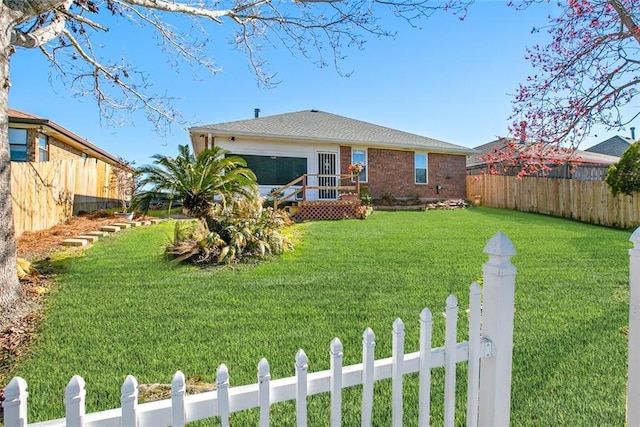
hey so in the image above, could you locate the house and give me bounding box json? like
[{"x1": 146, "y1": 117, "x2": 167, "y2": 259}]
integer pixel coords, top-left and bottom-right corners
[
  {"x1": 585, "y1": 135, "x2": 632, "y2": 158},
  {"x1": 9, "y1": 108, "x2": 131, "y2": 235},
  {"x1": 188, "y1": 110, "x2": 475, "y2": 203},
  {"x1": 8, "y1": 108, "x2": 125, "y2": 166},
  {"x1": 467, "y1": 138, "x2": 621, "y2": 181}
]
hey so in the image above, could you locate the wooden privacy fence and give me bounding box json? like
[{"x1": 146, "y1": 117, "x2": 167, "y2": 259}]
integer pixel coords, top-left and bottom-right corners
[
  {"x1": 11, "y1": 159, "x2": 121, "y2": 236},
  {"x1": 467, "y1": 174, "x2": 640, "y2": 229},
  {"x1": 3, "y1": 232, "x2": 518, "y2": 427}
]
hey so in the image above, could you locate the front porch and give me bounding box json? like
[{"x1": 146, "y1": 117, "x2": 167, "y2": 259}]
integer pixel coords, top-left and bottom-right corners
[{"x1": 270, "y1": 174, "x2": 365, "y2": 220}]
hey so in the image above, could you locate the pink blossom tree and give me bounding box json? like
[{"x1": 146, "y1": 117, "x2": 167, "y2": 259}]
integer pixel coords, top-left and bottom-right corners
[{"x1": 484, "y1": 0, "x2": 639, "y2": 176}]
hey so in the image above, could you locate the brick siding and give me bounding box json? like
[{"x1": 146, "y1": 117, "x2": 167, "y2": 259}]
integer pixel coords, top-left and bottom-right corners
[{"x1": 340, "y1": 146, "x2": 467, "y2": 201}]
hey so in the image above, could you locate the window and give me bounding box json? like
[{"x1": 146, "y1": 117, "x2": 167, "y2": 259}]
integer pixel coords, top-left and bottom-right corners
[
  {"x1": 38, "y1": 134, "x2": 49, "y2": 162},
  {"x1": 9, "y1": 128, "x2": 28, "y2": 161},
  {"x1": 235, "y1": 154, "x2": 307, "y2": 185},
  {"x1": 415, "y1": 153, "x2": 428, "y2": 184},
  {"x1": 351, "y1": 149, "x2": 367, "y2": 182}
]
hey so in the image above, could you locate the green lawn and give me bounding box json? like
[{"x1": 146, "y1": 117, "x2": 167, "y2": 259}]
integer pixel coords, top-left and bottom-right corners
[{"x1": 3, "y1": 207, "x2": 631, "y2": 426}]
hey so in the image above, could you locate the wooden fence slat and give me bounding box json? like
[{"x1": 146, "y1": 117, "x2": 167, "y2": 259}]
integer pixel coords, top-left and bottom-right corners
[{"x1": 217, "y1": 364, "x2": 231, "y2": 427}]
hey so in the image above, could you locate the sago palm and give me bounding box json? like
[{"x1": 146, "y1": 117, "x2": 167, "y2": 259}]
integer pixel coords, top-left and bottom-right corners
[{"x1": 137, "y1": 144, "x2": 257, "y2": 218}]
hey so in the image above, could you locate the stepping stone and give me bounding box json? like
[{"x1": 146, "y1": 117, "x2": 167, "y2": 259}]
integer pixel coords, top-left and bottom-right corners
[
  {"x1": 86, "y1": 231, "x2": 109, "y2": 237},
  {"x1": 61, "y1": 239, "x2": 89, "y2": 247},
  {"x1": 113, "y1": 222, "x2": 132, "y2": 229},
  {"x1": 77, "y1": 235, "x2": 100, "y2": 243},
  {"x1": 149, "y1": 219, "x2": 163, "y2": 224},
  {"x1": 128, "y1": 221, "x2": 142, "y2": 227},
  {"x1": 100, "y1": 225, "x2": 121, "y2": 233},
  {"x1": 139, "y1": 220, "x2": 152, "y2": 226}
]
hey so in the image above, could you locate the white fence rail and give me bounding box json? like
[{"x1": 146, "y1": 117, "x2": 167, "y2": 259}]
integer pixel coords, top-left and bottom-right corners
[{"x1": 3, "y1": 232, "x2": 518, "y2": 426}]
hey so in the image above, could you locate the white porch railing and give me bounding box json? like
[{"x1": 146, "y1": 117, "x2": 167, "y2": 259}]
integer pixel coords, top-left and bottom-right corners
[{"x1": 3, "y1": 232, "x2": 517, "y2": 426}]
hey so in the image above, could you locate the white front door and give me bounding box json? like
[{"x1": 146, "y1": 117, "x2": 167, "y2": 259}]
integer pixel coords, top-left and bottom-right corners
[{"x1": 317, "y1": 152, "x2": 337, "y2": 200}]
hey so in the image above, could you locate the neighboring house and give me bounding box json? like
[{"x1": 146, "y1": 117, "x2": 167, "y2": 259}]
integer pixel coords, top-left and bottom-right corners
[
  {"x1": 585, "y1": 135, "x2": 632, "y2": 158},
  {"x1": 467, "y1": 138, "x2": 620, "y2": 181},
  {"x1": 189, "y1": 110, "x2": 475, "y2": 202},
  {"x1": 9, "y1": 108, "x2": 131, "y2": 235},
  {"x1": 8, "y1": 108, "x2": 124, "y2": 166}
]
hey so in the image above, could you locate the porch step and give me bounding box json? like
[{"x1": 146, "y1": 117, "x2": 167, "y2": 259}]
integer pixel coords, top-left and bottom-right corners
[{"x1": 292, "y1": 201, "x2": 365, "y2": 221}]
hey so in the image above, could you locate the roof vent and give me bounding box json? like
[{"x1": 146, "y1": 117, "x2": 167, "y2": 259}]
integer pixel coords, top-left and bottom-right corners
[
  {"x1": 254, "y1": 108, "x2": 261, "y2": 118},
  {"x1": 310, "y1": 109, "x2": 319, "y2": 113},
  {"x1": 632, "y1": 127, "x2": 636, "y2": 140}
]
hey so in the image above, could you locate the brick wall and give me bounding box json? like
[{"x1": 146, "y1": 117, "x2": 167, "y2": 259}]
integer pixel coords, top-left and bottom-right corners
[
  {"x1": 48, "y1": 136, "x2": 85, "y2": 161},
  {"x1": 340, "y1": 146, "x2": 467, "y2": 201}
]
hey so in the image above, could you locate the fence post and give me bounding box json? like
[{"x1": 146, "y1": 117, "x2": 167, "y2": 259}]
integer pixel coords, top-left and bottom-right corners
[
  {"x1": 391, "y1": 318, "x2": 405, "y2": 427},
  {"x1": 478, "y1": 232, "x2": 516, "y2": 427},
  {"x1": 121, "y1": 375, "x2": 139, "y2": 427},
  {"x1": 65, "y1": 375, "x2": 86, "y2": 427},
  {"x1": 330, "y1": 337, "x2": 343, "y2": 427},
  {"x1": 171, "y1": 371, "x2": 186, "y2": 427},
  {"x1": 216, "y1": 364, "x2": 230, "y2": 427},
  {"x1": 258, "y1": 358, "x2": 271, "y2": 427},
  {"x1": 628, "y1": 228, "x2": 640, "y2": 425},
  {"x1": 2, "y1": 377, "x2": 28, "y2": 427},
  {"x1": 295, "y1": 349, "x2": 308, "y2": 426},
  {"x1": 361, "y1": 328, "x2": 375, "y2": 427},
  {"x1": 418, "y1": 309, "x2": 432, "y2": 427}
]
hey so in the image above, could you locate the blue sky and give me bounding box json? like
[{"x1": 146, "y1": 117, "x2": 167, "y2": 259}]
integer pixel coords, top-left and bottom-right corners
[{"x1": 8, "y1": 1, "x2": 638, "y2": 166}]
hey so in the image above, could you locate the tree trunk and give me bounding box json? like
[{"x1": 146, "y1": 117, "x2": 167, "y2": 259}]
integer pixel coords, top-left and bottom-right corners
[{"x1": 0, "y1": 12, "x2": 22, "y2": 324}]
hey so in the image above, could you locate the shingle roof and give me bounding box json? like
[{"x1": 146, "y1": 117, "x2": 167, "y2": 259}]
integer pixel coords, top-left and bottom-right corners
[
  {"x1": 190, "y1": 110, "x2": 475, "y2": 155},
  {"x1": 467, "y1": 138, "x2": 620, "y2": 167},
  {"x1": 585, "y1": 136, "x2": 632, "y2": 157}
]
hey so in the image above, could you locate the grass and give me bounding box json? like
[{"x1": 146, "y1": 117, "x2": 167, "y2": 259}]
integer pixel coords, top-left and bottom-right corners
[{"x1": 2, "y1": 207, "x2": 631, "y2": 426}]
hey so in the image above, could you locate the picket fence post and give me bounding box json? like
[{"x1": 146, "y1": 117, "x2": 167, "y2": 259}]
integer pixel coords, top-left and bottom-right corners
[
  {"x1": 65, "y1": 375, "x2": 86, "y2": 427},
  {"x1": 361, "y1": 328, "x2": 375, "y2": 426},
  {"x1": 120, "y1": 375, "x2": 139, "y2": 427},
  {"x1": 295, "y1": 349, "x2": 309, "y2": 426},
  {"x1": 478, "y1": 232, "x2": 516, "y2": 427},
  {"x1": 627, "y1": 228, "x2": 640, "y2": 425},
  {"x1": 330, "y1": 338, "x2": 343, "y2": 427},
  {"x1": 391, "y1": 318, "x2": 405, "y2": 427},
  {"x1": 3, "y1": 376, "x2": 28, "y2": 427}
]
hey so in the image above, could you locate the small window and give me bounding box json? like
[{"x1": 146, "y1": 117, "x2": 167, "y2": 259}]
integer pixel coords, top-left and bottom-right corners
[
  {"x1": 38, "y1": 134, "x2": 49, "y2": 162},
  {"x1": 415, "y1": 153, "x2": 428, "y2": 184},
  {"x1": 9, "y1": 128, "x2": 28, "y2": 162},
  {"x1": 351, "y1": 149, "x2": 368, "y2": 182}
]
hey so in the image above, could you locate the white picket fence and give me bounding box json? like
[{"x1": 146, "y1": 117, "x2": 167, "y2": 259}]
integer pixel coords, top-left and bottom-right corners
[{"x1": 3, "y1": 232, "x2": 518, "y2": 426}]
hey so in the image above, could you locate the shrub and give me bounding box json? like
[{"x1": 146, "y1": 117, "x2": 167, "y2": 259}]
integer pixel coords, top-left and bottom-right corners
[{"x1": 167, "y1": 196, "x2": 293, "y2": 264}]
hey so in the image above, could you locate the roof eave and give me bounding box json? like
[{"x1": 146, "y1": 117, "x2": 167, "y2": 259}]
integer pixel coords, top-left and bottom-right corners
[
  {"x1": 188, "y1": 128, "x2": 477, "y2": 156},
  {"x1": 9, "y1": 116, "x2": 127, "y2": 168}
]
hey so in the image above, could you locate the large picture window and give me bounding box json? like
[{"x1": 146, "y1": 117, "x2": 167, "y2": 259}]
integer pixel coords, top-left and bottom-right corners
[
  {"x1": 9, "y1": 128, "x2": 28, "y2": 162},
  {"x1": 236, "y1": 154, "x2": 307, "y2": 186},
  {"x1": 351, "y1": 148, "x2": 367, "y2": 182},
  {"x1": 415, "y1": 153, "x2": 428, "y2": 184}
]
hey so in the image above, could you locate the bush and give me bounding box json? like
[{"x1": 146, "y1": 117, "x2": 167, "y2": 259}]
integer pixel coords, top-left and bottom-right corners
[
  {"x1": 606, "y1": 142, "x2": 640, "y2": 196},
  {"x1": 167, "y1": 196, "x2": 293, "y2": 264}
]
